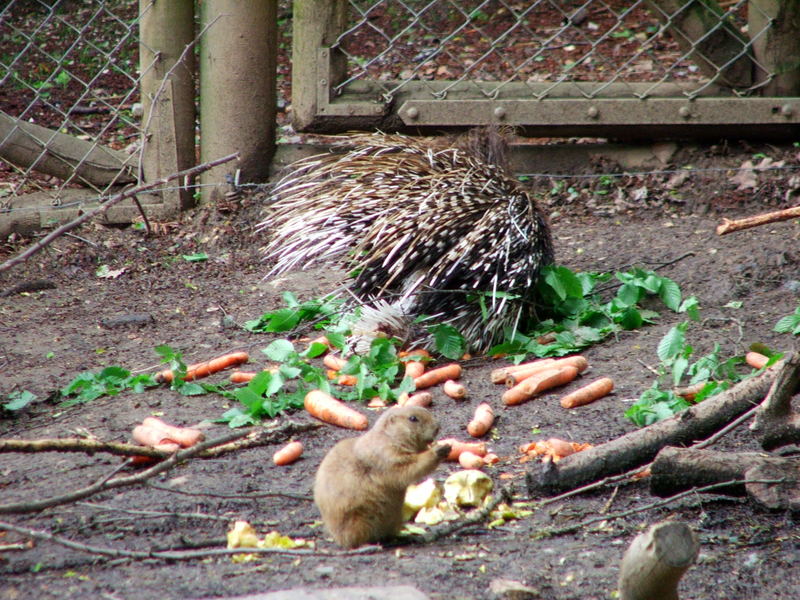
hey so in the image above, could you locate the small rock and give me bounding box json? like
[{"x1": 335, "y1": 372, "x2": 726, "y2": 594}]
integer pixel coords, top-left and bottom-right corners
[{"x1": 489, "y1": 578, "x2": 541, "y2": 600}]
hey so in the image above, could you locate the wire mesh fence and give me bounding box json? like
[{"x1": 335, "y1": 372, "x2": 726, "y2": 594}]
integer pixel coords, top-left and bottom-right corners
[
  {"x1": 0, "y1": 0, "x2": 141, "y2": 211},
  {"x1": 334, "y1": 0, "x2": 777, "y2": 102}
]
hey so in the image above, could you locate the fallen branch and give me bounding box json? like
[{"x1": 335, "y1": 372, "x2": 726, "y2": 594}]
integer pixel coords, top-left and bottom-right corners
[
  {"x1": 526, "y1": 361, "x2": 783, "y2": 497},
  {"x1": 0, "y1": 519, "x2": 378, "y2": 561},
  {"x1": 0, "y1": 151, "x2": 239, "y2": 274},
  {"x1": 650, "y1": 447, "x2": 800, "y2": 511},
  {"x1": 716, "y1": 205, "x2": 800, "y2": 235},
  {"x1": 0, "y1": 429, "x2": 251, "y2": 515},
  {"x1": 749, "y1": 352, "x2": 800, "y2": 450},
  {"x1": 618, "y1": 521, "x2": 699, "y2": 600}
]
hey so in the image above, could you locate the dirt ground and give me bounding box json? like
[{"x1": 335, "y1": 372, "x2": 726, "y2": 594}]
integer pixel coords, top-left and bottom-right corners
[{"x1": 2, "y1": 140, "x2": 800, "y2": 600}]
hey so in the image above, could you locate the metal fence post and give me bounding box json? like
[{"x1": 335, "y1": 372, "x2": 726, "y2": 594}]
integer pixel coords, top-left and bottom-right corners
[
  {"x1": 139, "y1": 0, "x2": 196, "y2": 210},
  {"x1": 199, "y1": 0, "x2": 276, "y2": 205}
]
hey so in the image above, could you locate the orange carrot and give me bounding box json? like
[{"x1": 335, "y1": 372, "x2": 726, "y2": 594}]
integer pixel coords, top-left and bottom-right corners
[
  {"x1": 459, "y1": 451, "x2": 485, "y2": 470},
  {"x1": 336, "y1": 373, "x2": 358, "y2": 386},
  {"x1": 308, "y1": 335, "x2": 331, "y2": 350},
  {"x1": 156, "y1": 351, "x2": 249, "y2": 383},
  {"x1": 673, "y1": 382, "x2": 707, "y2": 402},
  {"x1": 404, "y1": 360, "x2": 426, "y2": 379},
  {"x1": 398, "y1": 349, "x2": 431, "y2": 360},
  {"x1": 560, "y1": 377, "x2": 614, "y2": 409},
  {"x1": 230, "y1": 371, "x2": 258, "y2": 383},
  {"x1": 443, "y1": 379, "x2": 468, "y2": 400},
  {"x1": 466, "y1": 402, "x2": 494, "y2": 437},
  {"x1": 505, "y1": 355, "x2": 588, "y2": 387},
  {"x1": 401, "y1": 391, "x2": 433, "y2": 407},
  {"x1": 490, "y1": 358, "x2": 557, "y2": 384},
  {"x1": 273, "y1": 440, "x2": 304, "y2": 466},
  {"x1": 438, "y1": 438, "x2": 487, "y2": 461},
  {"x1": 502, "y1": 365, "x2": 579, "y2": 406},
  {"x1": 323, "y1": 354, "x2": 347, "y2": 371},
  {"x1": 483, "y1": 453, "x2": 500, "y2": 465},
  {"x1": 304, "y1": 389, "x2": 368, "y2": 430},
  {"x1": 746, "y1": 351, "x2": 769, "y2": 369},
  {"x1": 414, "y1": 363, "x2": 462, "y2": 389},
  {"x1": 131, "y1": 425, "x2": 181, "y2": 452},
  {"x1": 141, "y1": 417, "x2": 204, "y2": 447}
]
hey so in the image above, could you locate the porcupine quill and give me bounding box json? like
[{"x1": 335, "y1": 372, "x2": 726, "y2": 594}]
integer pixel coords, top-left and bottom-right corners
[{"x1": 257, "y1": 127, "x2": 554, "y2": 353}]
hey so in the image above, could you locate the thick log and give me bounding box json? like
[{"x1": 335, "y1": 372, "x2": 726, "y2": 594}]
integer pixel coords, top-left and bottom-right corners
[
  {"x1": 0, "y1": 111, "x2": 134, "y2": 186},
  {"x1": 650, "y1": 447, "x2": 800, "y2": 511},
  {"x1": 618, "y1": 521, "x2": 699, "y2": 600},
  {"x1": 526, "y1": 362, "x2": 782, "y2": 496}
]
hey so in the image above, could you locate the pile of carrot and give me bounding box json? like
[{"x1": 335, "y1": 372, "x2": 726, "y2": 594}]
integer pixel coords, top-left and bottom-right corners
[
  {"x1": 156, "y1": 351, "x2": 249, "y2": 383},
  {"x1": 519, "y1": 438, "x2": 592, "y2": 463}
]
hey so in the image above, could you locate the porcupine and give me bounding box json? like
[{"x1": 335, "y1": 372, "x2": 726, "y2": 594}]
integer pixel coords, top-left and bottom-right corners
[{"x1": 257, "y1": 127, "x2": 554, "y2": 353}]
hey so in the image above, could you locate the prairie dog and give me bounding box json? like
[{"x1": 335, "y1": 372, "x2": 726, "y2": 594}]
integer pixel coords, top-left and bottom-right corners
[{"x1": 313, "y1": 405, "x2": 450, "y2": 548}]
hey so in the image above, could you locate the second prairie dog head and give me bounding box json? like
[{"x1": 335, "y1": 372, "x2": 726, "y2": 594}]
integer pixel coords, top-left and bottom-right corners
[{"x1": 371, "y1": 405, "x2": 440, "y2": 452}]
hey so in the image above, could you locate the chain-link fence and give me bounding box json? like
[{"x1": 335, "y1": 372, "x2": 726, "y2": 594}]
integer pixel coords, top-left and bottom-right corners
[
  {"x1": 297, "y1": 0, "x2": 799, "y2": 134},
  {"x1": 337, "y1": 0, "x2": 774, "y2": 100},
  {"x1": 0, "y1": 0, "x2": 142, "y2": 222}
]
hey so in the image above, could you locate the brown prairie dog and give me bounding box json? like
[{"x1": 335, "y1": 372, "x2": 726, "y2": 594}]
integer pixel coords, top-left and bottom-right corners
[{"x1": 313, "y1": 405, "x2": 451, "y2": 548}]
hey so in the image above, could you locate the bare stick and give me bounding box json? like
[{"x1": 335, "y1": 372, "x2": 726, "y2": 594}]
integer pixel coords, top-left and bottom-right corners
[
  {"x1": 0, "y1": 429, "x2": 250, "y2": 515},
  {"x1": 0, "y1": 152, "x2": 238, "y2": 274},
  {"x1": 716, "y1": 205, "x2": 800, "y2": 235},
  {"x1": 0, "y1": 519, "x2": 380, "y2": 561}
]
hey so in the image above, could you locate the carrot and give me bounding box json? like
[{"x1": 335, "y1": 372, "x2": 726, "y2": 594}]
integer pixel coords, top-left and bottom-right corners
[
  {"x1": 546, "y1": 438, "x2": 576, "y2": 458},
  {"x1": 304, "y1": 389, "x2": 368, "y2": 430},
  {"x1": 131, "y1": 425, "x2": 181, "y2": 452},
  {"x1": 336, "y1": 373, "x2": 358, "y2": 386},
  {"x1": 367, "y1": 397, "x2": 387, "y2": 408},
  {"x1": 398, "y1": 391, "x2": 433, "y2": 407},
  {"x1": 559, "y1": 377, "x2": 614, "y2": 409},
  {"x1": 413, "y1": 363, "x2": 462, "y2": 389},
  {"x1": 404, "y1": 360, "x2": 426, "y2": 379},
  {"x1": 308, "y1": 335, "x2": 331, "y2": 350},
  {"x1": 323, "y1": 354, "x2": 347, "y2": 371},
  {"x1": 490, "y1": 358, "x2": 557, "y2": 384},
  {"x1": 273, "y1": 440, "x2": 304, "y2": 466},
  {"x1": 230, "y1": 371, "x2": 258, "y2": 383},
  {"x1": 156, "y1": 351, "x2": 249, "y2": 383},
  {"x1": 398, "y1": 349, "x2": 431, "y2": 360},
  {"x1": 505, "y1": 355, "x2": 588, "y2": 387},
  {"x1": 746, "y1": 351, "x2": 769, "y2": 369},
  {"x1": 502, "y1": 365, "x2": 579, "y2": 406},
  {"x1": 443, "y1": 379, "x2": 467, "y2": 400},
  {"x1": 438, "y1": 438, "x2": 487, "y2": 461},
  {"x1": 673, "y1": 382, "x2": 707, "y2": 402},
  {"x1": 459, "y1": 451, "x2": 485, "y2": 470},
  {"x1": 230, "y1": 366, "x2": 279, "y2": 384},
  {"x1": 483, "y1": 453, "x2": 500, "y2": 465},
  {"x1": 466, "y1": 402, "x2": 494, "y2": 437},
  {"x1": 141, "y1": 417, "x2": 204, "y2": 447}
]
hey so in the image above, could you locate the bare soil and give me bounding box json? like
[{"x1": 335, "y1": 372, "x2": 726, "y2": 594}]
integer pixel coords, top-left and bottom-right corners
[{"x1": 2, "y1": 141, "x2": 800, "y2": 600}]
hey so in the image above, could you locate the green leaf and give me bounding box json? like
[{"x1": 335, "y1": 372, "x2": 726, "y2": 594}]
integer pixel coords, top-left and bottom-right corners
[
  {"x1": 774, "y1": 312, "x2": 800, "y2": 335},
  {"x1": 658, "y1": 278, "x2": 682, "y2": 311},
  {"x1": 263, "y1": 339, "x2": 295, "y2": 362},
  {"x1": 616, "y1": 307, "x2": 643, "y2": 330},
  {"x1": 657, "y1": 323, "x2": 687, "y2": 362},
  {"x1": 182, "y1": 252, "x2": 209, "y2": 262},
  {"x1": 430, "y1": 323, "x2": 467, "y2": 360},
  {"x1": 615, "y1": 283, "x2": 643, "y2": 308},
  {"x1": 543, "y1": 265, "x2": 584, "y2": 301},
  {"x1": 4, "y1": 390, "x2": 36, "y2": 412}
]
